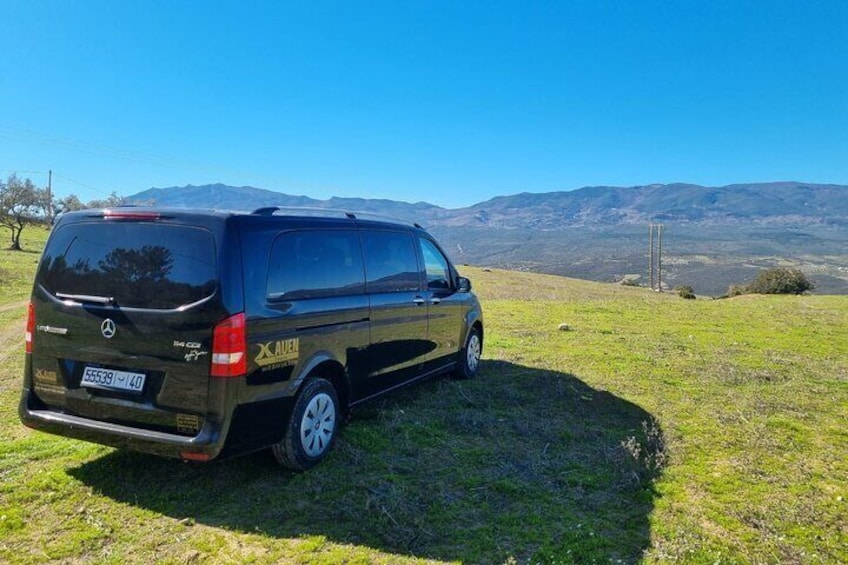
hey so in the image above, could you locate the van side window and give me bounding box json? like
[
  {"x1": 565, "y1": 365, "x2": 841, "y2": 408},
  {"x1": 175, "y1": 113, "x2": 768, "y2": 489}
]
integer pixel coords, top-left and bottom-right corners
[
  {"x1": 419, "y1": 238, "x2": 452, "y2": 290},
  {"x1": 361, "y1": 231, "x2": 421, "y2": 293},
  {"x1": 267, "y1": 230, "x2": 365, "y2": 300}
]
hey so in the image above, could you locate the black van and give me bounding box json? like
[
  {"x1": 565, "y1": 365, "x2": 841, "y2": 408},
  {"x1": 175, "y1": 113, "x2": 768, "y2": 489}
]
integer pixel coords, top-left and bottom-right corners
[{"x1": 19, "y1": 207, "x2": 483, "y2": 470}]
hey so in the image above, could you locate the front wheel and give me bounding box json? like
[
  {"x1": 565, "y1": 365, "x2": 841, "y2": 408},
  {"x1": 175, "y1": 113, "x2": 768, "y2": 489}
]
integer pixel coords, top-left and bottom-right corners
[
  {"x1": 272, "y1": 378, "x2": 339, "y2": 470},
  {"x1": 453, "y1": 326, "x2": 482, "y2": 379}
]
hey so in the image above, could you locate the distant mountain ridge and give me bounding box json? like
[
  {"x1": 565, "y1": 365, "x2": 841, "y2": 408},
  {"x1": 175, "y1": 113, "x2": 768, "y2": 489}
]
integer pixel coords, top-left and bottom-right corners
[
  {"x1": 129, "y1": 181, "x2": 848, "y2": 228},
  {"x1": 130, "y1": 183, "x2": 443, "y2": 218},
  {"x1": 127, "y1": 182, "x2": 848, "y2": 295},
  {"x1": 450, "y1": 182, "x2": 848, "y2": 228}
]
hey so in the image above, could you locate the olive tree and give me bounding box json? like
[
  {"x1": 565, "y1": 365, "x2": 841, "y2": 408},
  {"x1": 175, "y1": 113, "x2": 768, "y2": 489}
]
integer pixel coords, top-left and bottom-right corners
[
  {"x1": 85, "y1": 191, "x2": 126, "y2": 209},
  {"x1": 0, "y1": 174, "x2": 49, "y2": 250},
  {"x1": 56, "y1": 193, "x2": 86, "y2": 213},
  {"x1": 55, "y1": 192, "x2": 133, "y2": 216},
  {"x1": 747, "y1": 267, "x2": 814, "y2": 295}
]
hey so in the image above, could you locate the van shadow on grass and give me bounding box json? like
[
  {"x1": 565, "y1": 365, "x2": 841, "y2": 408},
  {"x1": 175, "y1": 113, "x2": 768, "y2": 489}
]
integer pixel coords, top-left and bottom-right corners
[{"x1": 69, "y1": 361, "x2": 665, "y2": 564}]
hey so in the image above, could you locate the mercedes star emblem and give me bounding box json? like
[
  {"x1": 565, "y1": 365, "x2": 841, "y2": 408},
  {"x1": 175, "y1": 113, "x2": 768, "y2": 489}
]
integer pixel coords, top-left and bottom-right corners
[{"x1": 101, "y1": 319, "x2": 117, "y2": 339}]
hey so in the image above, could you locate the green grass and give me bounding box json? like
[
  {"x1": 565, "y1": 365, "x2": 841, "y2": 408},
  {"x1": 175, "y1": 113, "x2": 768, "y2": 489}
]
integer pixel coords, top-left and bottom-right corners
[
  {"x1": 0, "y1": 223, "x2": 46, "y2": 305},
  {"x1": 1, "y1": 229, "x2": 846, "y2": 563}
]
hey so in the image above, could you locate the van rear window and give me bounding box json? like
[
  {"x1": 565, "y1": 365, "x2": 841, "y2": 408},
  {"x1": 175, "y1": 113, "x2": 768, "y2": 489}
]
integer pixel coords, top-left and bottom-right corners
[{"x1": 37, "y1": 222, "x2": 217, "y2": 310}]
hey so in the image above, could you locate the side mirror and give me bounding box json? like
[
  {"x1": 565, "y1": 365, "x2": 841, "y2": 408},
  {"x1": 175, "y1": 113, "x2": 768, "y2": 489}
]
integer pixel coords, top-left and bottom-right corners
[{"x1": 457, "y1": 276, "x2": 472, "y2": 293}]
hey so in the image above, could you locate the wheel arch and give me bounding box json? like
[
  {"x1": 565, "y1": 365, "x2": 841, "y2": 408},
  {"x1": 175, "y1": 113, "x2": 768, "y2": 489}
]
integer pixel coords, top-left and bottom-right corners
[
  {"x1": 464, "y1": 310, "x2": 484, "y2": 350},
  {"x1": 292, "y1": 355, "x2": 351, "y2": 416}
]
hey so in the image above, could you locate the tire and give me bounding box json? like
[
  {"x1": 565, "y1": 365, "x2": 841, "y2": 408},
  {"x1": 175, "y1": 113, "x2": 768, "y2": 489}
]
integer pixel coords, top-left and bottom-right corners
[
  {"x1": 272, "y1": 377, "x2": 339, "y2": 470},
  {"x1": 453, "y1": 325, "x2": 482, "y2": 379}
]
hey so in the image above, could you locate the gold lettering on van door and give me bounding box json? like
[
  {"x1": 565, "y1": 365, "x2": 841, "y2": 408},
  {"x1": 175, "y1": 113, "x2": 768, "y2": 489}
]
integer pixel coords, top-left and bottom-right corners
[
  {"x1": 33, "y1": 368, "x2": 64, "y2": 395},
  {"x1": 34, "y1": 368, "x2": 59, "y2": 385},
  {"x1": 255, "y1": 338, "x2": 300, "y2": 367}
]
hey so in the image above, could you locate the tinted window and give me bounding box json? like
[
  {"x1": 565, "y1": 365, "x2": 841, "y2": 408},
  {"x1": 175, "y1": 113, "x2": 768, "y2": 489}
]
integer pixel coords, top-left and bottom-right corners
[
  {"x1": 361, "y1": 231, "x2": 421, "y2": 293},
  {"x1": 38, "y1": 222, "x2": 216, "y2": 309},
  {"x1": 420, "y1": 238, "x2": 452, "y2": 290},
  {"x1": 267, "y1": 230, "x2": 365, "y2": 300}
]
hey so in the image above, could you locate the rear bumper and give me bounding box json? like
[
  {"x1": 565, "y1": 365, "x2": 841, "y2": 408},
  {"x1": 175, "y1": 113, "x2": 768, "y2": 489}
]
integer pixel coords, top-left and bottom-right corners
[{"x1": 19, "y1": 388, "x2": 226, "y2": 460}]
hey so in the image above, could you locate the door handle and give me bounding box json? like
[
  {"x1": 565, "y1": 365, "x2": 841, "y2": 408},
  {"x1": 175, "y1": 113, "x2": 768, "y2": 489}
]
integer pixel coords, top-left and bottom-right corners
[
  {"x1": 413, "y1": 297, "x2": 426, "y2": 306},
  {"x1": 430, "y1": 297, "x2": 442, "y2": 305}
]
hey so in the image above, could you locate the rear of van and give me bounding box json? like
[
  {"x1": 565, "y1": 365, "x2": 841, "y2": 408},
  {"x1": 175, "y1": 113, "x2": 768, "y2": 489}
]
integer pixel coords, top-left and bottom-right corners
[{"x1": 19, "y1": 208, "x2": 246, "y2": 461}]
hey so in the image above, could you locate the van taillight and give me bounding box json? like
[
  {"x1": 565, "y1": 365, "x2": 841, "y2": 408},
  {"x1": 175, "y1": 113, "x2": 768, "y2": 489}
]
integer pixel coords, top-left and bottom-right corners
[
  {"x1": 211, "y1": 313, "x2": 247, "y2": 377},
  {"x1": 25, "y1": 302, "x2": 34, "y2": 354}
]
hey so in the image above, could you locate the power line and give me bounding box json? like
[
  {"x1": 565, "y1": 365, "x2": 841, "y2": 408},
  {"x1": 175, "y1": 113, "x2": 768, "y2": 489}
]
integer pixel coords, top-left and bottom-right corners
[
  {"x1": 0, "y1": 125, "x2": 184, "y2": 167},
  {"x1": 0, "y1": 123, "x2": 252, "y2": 177},
  {"x1": 0, "y1": 123, "x2": 343, "y2": 197},
  {"x1": 0, "y1": 169, "x2": 50, "y2": 175},
  {"x1": 51, "y1": 172, "x2": 112, "y2": 197},
  {"x1": 1, "y1": 168, "x2": 113, "y2": 197}
]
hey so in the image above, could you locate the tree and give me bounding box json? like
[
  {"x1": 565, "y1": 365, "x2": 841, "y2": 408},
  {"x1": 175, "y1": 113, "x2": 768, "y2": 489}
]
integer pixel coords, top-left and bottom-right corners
[
  {"x1": 747, "y1": 267, "x2": 814, "y2": 295},
  {"x1": 86, "y1": 191, "x2": 126, "y2": 209},
  {"x1": 0, "y1": 174, "x2": 49, "y2": 250},
  {"x1": 54, "y1": 192, "x2": 139, "y2": 217},
  {"x1": 56, "y1": 193, "x2": 86, "y2": 214}
]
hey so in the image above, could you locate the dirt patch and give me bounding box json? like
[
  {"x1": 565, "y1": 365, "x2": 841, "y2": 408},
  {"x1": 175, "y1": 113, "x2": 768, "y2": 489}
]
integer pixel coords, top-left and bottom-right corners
[
  {"x1": 0, "y1": 310, "x2": 25, "y2": 365},
  {"x1": 0, "y1": 300, "x2": 27, "y2": 314}
]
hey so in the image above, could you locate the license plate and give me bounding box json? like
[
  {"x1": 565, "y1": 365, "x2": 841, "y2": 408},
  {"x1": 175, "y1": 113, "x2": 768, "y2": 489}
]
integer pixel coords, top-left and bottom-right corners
[{"x1": 81, "y1": 367, "x2": 146, "y2": 393}]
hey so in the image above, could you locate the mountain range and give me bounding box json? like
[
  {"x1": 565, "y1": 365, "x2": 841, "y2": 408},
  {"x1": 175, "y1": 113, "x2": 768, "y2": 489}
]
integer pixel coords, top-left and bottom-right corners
[
  {"x1": 128, "y1": 182, "x2": 848, "y2": 295},
  {"x1": 130, "y1": 181, "x2": 848, "y2": 228}
]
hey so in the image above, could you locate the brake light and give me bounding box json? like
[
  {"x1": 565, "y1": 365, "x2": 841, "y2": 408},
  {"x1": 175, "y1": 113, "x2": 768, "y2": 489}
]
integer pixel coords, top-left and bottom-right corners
[
  {"x1": 25, "y1": 302, "x2": 34, "y2": 354},
  {"x1": 211, "y1": 313, "x2": 247, "y2": 377},
  {"x1": 103, "y1": 210, "x2": 161, "y2": 220}
]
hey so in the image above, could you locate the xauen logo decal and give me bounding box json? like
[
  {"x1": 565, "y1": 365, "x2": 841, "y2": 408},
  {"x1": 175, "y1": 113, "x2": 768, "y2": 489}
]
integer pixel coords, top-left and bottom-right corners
[
  {"x1": 33, "y1": 368, "x2": 63, "y2": 395},
  {"x1": 255, "y1": 338, "x2": 300, "y2": 368}
]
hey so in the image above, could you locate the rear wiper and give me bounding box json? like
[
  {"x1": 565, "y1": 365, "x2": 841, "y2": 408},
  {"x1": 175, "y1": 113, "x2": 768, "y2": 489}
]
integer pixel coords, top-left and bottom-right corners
[{"x1": 56, "y1": 293, "x2": 115, "y2": 305}]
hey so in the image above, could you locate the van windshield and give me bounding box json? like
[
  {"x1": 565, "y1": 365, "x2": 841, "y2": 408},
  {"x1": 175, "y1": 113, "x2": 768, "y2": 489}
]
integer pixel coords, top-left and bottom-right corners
[{"x1": 37, "y1": 222, "x2": 217, "y2": 310}]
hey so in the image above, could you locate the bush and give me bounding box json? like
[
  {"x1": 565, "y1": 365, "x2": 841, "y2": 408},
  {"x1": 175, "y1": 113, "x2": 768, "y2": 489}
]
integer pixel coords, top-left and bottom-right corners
[
  {"x1": 747, "y1": 267, "x2": 814, "y2": 295},
  {"x1": 726, "y1": 268, "x2": 814, "y2": 298},
  {"x1": 674, "y1": 285, "x2": 696, "y2": 299},
  {"x1": 726, "y1": 284, "x2": 748, "y2": 297}
]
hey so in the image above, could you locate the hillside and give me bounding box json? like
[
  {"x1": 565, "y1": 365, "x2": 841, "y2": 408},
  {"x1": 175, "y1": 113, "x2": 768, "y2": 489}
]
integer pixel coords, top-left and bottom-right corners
[
  {"x1": 130, "y1": 184, "x2": 443, "y2": 218},
  {"x1": 127, "y1": 182, "x2": 848, "y2": 295},
  {"x1": 2, "y1": 231, "x2": 846, "y2": 562},
  {"x1": 130, "y1": 181, "x2": 848, "y2": 227},
  {"x1": 452, "y1": 182, "x2": 848, "y2": 228}
]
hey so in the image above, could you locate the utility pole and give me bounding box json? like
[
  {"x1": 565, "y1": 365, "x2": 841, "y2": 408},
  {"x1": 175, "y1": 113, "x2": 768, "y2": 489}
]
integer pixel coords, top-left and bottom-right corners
[
  {"x1": 47, "y1": 169, "x2": 53, "y2": 221},
  {"x1": 648, "y1": 222, "x2": 664, "y2": 291},
  {"x1": 657, "y1": 223, "x2": 664, "y2": 292},
  {"x1": 648, "y1": 223, "x2": 655, "y2": 290}
]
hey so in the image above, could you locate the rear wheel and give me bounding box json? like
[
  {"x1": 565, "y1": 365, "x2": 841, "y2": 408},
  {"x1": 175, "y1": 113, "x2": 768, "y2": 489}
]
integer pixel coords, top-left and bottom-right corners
[
  {"x1": 272, "y1": 378, "x2": 339, "y2": 470},
  {"x1": 453, "y1": 325, "x2": 482, "y2": 379}
]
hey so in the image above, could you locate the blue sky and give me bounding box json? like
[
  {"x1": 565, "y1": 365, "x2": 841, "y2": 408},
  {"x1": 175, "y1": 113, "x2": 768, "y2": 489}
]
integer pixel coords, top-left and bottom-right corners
[{"x1": 1, "y1": 1, "x2": 846, "y2": 208}]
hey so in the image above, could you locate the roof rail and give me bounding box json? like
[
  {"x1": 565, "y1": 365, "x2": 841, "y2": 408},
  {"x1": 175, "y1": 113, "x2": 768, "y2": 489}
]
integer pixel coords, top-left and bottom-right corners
[
  {"x1": 250, "y1": 206, "x2": 356, "y2": 219},
  {"x1": 248, "y1": 206, "x2": 426, "y2": 229},
  {"x1": 251, "y1": 206, "x2": 280, "y2": 216}
]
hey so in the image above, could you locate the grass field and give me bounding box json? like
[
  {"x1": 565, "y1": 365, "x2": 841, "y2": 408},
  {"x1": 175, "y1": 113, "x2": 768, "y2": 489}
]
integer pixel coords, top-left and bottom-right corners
[{"x1": 1, "y1": 228, "x2": 846, "y2": 564}]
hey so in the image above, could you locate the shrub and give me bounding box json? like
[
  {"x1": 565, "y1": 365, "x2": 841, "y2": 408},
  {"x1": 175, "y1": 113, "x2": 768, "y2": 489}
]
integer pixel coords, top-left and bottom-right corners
[
  {"x1": 674, "y1": 285, "x2": 696, "y2": 299},
  {"x1": 747, "y1": 267, "x2": 814, "y2": 295},
  {"x1": 726, "y1": 284, "x2": 748, "y2": 297}
]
